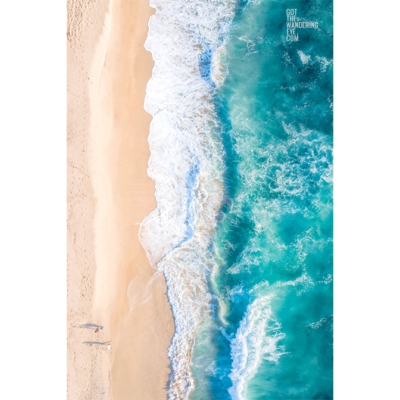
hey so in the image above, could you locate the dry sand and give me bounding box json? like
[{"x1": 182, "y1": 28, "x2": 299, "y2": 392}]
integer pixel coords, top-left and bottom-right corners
[{"x1": 67, "y1": 1, "x2": 174, "y2": 399}]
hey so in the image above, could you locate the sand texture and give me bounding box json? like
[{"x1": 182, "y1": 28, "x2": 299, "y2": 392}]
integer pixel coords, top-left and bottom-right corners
[{"x1": 67, "y1": 1, "x2": 174, "y2": 399}]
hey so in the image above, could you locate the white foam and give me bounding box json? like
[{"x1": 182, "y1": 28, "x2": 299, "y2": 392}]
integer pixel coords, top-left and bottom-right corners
[
  {"x1": 211, "y1": 43, "x2": 229, "y2": 87},
  {"x1": 315, "y1": 55, "x2": 333, "y2": 72},
  {"x1": 227, "y1": 238, "x2": 261, "y2": 275},
  {"x1": 228, "y1": 296, "x2": 286, "y2": 400},
  {"x1": 318, "y1": 274, "x2": 333, "y2": 285},
  {"x1": 139, "y1": 0, "x2": 236, "y2": 398},
  {"x1": 298, "y1": 50, "x2": 311, "y2": 65},
  {"x1": 308, "y1": 315, "x2": 333, "y2": 331}
]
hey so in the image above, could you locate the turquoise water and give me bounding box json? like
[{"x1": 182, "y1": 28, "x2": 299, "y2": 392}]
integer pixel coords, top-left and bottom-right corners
[{"x1": 190, "y1": 0, "x2": 333, "y2": 399}]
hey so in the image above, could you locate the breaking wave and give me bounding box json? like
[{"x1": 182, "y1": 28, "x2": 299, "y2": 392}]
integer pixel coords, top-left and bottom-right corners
[{"x1": 139, "y1": 0, "x2": 236, "y2": 398}]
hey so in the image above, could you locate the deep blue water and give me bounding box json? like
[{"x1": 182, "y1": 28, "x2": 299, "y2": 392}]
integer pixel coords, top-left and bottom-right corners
[{"x1": 190, "y1": 0, "x2": 333, "y2": 399}]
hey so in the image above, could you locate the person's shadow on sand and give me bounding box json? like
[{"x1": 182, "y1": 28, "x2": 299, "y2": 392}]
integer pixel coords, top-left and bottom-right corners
[
  {"x1": 83, "y1": 341, "x2": 110, "y2": 346},
  {"x1": 74, "y1": 323, "x2": 102, "y2": 330}
]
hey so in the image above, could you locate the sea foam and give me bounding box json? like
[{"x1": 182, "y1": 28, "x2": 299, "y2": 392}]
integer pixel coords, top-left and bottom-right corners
[
  {"x1": 139, "y1": 0, "x2": 235, "y2": 398},
  {"x1": 228, "y1": 296, "x2": 286, "y2": 400}
]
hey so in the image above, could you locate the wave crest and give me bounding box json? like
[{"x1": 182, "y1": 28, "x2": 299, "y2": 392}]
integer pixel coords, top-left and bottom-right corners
[{"x1": 139, "y1": 0, "x2": 235, "y2": 398}]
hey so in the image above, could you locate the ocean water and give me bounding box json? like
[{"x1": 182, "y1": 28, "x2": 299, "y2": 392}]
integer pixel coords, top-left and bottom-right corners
[{"x1": 142, "y1": 0, "x2": 333, "y2": 399}]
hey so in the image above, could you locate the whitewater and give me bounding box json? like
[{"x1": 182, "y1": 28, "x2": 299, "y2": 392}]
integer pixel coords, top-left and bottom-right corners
[{"x1": 139, "y1": 0, "x2": 236, "y2": 398}]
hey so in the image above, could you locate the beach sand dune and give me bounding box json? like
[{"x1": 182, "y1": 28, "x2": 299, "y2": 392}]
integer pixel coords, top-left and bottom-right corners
[{"x1": 67, "y1": 1, "x2": 174, "y2": 399}]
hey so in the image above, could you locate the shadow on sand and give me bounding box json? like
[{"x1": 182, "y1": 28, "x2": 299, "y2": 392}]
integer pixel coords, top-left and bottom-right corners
[
  {"x1": 83, "y1": 341, "x2": 110, "y2": 346},
  {"x1": 74, "y1": 323, "x2": 103, "y2": 330}
]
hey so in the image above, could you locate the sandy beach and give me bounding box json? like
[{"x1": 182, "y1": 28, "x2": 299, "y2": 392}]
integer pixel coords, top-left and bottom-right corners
[{"x1": 67, "y1": 1, "x2": 174, "y2": 399}]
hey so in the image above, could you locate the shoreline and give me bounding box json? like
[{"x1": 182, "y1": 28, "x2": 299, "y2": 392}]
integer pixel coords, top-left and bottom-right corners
[{"x1": 67, "y1": 1, "x2": 174, "y2": 399}]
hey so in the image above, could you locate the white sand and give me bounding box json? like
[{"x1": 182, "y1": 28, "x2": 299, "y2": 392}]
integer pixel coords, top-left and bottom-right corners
[{"x1": 67, "y1": 1, "x2": 174, "y2": 399}]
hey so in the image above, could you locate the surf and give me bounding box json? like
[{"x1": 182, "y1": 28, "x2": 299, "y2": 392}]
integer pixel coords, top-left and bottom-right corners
[{"x1": 139, "y1": 0, "x2": 236, "y2": 398}]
